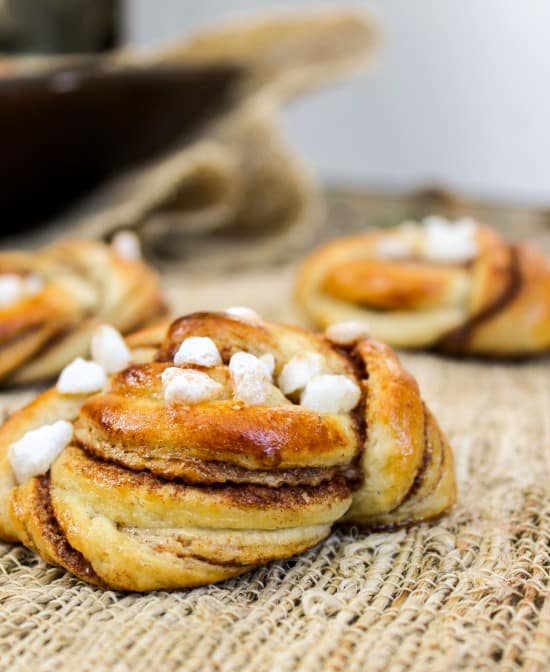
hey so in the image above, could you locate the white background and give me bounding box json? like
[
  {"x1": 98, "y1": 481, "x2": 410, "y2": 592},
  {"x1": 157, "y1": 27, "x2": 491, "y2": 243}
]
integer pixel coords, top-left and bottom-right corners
[{"x1": 125, "y1": 1, "x2": 550, "y2": 206}]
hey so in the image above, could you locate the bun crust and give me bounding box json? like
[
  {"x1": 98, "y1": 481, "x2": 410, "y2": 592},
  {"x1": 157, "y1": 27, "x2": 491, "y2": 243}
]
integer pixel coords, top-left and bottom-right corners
[
  {"x1": 0, "y1": 239, "x2": 166, "y2": 384},
  {"x1": 0, "y1": 312, "x2": 456, "y2": 591},
  {"x1": 296, "y1": 224, "x2": 550, "y2": 356}
]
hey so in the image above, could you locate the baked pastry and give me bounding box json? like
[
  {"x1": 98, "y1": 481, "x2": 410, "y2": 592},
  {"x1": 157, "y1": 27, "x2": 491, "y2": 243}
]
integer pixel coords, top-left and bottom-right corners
[
  {"x1": 295, "y1": 217, "x2": 550, "y2": 356},
  {"x1": 0, "y1": 233, "x2": 166, "y2": 384},
  {"x1": 0, "y1": 310, "x2": 455, "y2": 591}
]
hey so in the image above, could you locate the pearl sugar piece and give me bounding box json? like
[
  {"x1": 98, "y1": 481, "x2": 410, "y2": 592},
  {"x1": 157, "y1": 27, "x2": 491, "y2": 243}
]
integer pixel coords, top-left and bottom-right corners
[
  {"x1": 162, "y1": 367, "x2": 223, "y2": 404},
  {"x1": 91, "y1": 324, "x2": 131, "y2": 374},
  {"x1": 224, "y1": 306, "x2": 262, "y2": 324},
  {"x1": 300, "y1": 374, "x2": 361, "y2": 414},
  {"x1": 57, "y1": 358, "x2": 108, "y2": 394},
  {"x1": 325, "y1": 321, "x2": 370, "y2": 346},
  {"x1": 278, "y1": 352, "x2": 324, "y2": 395},
  {"x1": 8, "y1": 421, "x2": 74, "y2": 484},
  {"x1": 174, "y1": 336, "x2": 222, "y2": 368},
  {"x1": 229, "y1": 352, "x2": 272, "y2": 405}
]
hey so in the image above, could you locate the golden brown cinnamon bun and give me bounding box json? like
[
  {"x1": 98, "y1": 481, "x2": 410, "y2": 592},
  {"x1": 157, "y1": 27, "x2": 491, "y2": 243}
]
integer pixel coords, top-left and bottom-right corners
[
  {"x1": 0, "y1": 311, "x2": 455, "y2": 591},
  {"x1": 295, "y1": 217, "x2": 550, "y2": 356},
  {"x1": 0, "y1": 236, "x2": 166, "y2": 384}
]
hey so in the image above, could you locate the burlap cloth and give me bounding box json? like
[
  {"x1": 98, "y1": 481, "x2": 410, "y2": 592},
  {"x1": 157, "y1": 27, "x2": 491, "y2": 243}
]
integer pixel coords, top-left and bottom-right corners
[{"x1": 1, "y1": 189, "x2": 549, "y2": 671}]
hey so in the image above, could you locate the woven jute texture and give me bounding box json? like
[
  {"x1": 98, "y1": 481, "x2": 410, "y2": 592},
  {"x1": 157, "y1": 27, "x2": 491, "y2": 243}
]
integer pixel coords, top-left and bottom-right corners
[{"x1": 1, "y1": 189, "x2": 549, "y2": 671}]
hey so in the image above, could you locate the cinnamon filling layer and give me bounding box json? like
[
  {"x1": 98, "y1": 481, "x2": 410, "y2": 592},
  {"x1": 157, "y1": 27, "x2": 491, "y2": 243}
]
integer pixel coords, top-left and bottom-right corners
[
  {"x1": 439, "y1": 245, "x2": 522, "y2": 352},
  {"x1": 28, "y1": 476, "x2": 101, "y2": 585},
  {"x1": 74, "y1": 435, "x2": 361, "y2": 487}
]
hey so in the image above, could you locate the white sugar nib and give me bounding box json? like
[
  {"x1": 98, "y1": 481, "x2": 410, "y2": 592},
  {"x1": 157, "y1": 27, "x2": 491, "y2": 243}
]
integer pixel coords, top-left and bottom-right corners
[
  {"x1": 278, "y1": 352, "x2": 324, "y2": 395},
  {"x1": 8, "y1": 420, "x2": 73, "y2": 484},
  {"x1": 300, "y1": 375, "x2": 361, "y2": 414},
  {"x1": 0, "y1": 273, "x2": 45, "y2": 308},
  {"x1": 162, "y1": 367, "x2": 223, "y2": 404},
  {"x1": 174, "y1": 336, "x2": 222, "y2": 368},
  {"x1": 112, "y1": 230, "x2": 142, "y2": 261},
  {"x1": 224, "y1": 306, "x2": 262, "y2": 324},
  {"x1": 57, "y1": 358, "x2": 107, "y2": 394},
  {"x1": 259, "y1": 353, "x2": 276, "y2": 378},
  {"x1": 229, "y1": 352, "x2": 271, "y2": 405},
  {"x1": 325, "y1": 322, "x2": 370, "y2": 346},
  {"x1": 0, "y1": 274, "x2": 24, "y2": 307},
  {"x1": 91, "y1": 324, "x2": 131, "y2": 374},
  {"x1": 421, "y1": 215, "x2": 478, "y2": 263}
]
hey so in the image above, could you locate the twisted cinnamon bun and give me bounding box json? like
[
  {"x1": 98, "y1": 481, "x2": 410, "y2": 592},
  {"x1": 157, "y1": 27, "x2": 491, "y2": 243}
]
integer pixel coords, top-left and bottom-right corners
[
  {"x1": 0, "y1": 236, "x2": 166, "y2": 384},
  {"x1": 295, "y1": 217, "x2": 550, "y2": 356},
  {"x1": 0, "y1": 311, "x2": 455, "y2": 591}
]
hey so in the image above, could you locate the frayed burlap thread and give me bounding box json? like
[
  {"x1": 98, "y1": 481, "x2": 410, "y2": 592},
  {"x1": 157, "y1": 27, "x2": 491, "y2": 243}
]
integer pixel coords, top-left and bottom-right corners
[{"x1": 1, "y1": 353, "x2": 548, "y2": 671}]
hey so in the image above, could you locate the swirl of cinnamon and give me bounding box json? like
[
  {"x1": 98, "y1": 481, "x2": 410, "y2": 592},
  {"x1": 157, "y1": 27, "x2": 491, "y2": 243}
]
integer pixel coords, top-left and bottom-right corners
[{"x1": 295, "y1": 222, "x2": 550, "y2": 356}]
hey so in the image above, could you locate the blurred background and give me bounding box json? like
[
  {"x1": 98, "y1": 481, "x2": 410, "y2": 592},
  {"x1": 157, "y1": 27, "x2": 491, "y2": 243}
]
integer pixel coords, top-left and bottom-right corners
[
  {"x1": 2, "y1": 0, "x2": 550, "y2": 292},
  {"x1": 128, "y1": 0, "x2": 550, "y2": 207},
  {"x1": 2, "y1": 0, "x2": 549, "y2": 209}
]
